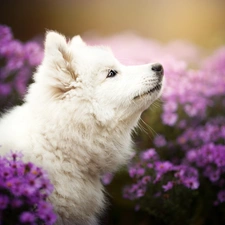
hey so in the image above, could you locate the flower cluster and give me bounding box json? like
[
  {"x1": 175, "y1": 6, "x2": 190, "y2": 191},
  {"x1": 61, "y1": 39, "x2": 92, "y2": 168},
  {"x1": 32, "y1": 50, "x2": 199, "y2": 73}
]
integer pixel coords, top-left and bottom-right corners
[
  {"x1": 0, "y1": 25, "x2": 43, "y2": 110},
  {"x1": 0, "y1": 151, "x2": 57, "y2": 225},
  {"x1": 123, "y1": 148, "x2": 199, "y2": 201},
  {"x1": 177, "y1": 117, "x2": 225, "y2": 149}
]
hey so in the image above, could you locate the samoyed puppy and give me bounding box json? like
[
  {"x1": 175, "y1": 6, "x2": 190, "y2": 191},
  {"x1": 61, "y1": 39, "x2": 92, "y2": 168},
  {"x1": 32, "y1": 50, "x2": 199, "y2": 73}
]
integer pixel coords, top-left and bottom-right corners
[{"x1": 0, "y1": 31, "x2": 164, "y2": 225}]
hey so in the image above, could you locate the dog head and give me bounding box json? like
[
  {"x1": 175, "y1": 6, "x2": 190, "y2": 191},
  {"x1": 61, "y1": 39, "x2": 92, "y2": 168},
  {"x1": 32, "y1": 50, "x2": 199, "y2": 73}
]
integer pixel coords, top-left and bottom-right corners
[{"x1": 30, "y1": 31, "x2": 164, "y2": 127}]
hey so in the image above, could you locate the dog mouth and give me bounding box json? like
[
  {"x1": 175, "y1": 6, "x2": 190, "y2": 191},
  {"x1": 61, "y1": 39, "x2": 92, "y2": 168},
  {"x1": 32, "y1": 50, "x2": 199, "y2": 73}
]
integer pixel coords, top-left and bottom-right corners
[{"x1": 134, "y1": 83, "x2": 162, "y2": 100}]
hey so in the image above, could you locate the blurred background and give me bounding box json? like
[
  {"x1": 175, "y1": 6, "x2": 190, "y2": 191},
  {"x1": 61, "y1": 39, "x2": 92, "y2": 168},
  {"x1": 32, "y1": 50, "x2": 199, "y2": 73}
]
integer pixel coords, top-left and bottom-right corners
[
  {"x1": 1, "y1": 1, "x2": 225, "y2": 225},
  {"x1": 1, "y1": 0, "x2": 225, "y2": 48}
]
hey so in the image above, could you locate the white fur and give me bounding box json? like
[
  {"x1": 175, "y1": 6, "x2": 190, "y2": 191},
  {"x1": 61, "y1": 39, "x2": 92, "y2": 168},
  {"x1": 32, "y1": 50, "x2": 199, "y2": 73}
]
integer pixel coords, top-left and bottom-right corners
[{"x1": 0, "y1": 31, "x2": 164, "y2": 225}]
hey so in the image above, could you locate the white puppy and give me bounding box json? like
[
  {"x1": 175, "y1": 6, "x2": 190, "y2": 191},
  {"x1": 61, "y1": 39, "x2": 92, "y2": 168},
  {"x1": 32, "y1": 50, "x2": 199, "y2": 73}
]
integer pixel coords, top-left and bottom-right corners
[{"x1": 0, "y1": 32, "x2": 164, "y2": 225}]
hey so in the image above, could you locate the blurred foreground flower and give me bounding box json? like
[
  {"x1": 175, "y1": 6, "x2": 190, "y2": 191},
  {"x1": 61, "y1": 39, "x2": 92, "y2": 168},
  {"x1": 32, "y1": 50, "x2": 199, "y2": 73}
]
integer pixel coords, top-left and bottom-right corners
[
  {"x1": 0, "y1": 25, "x2": 43, "y2": 110},
  {"x1": 0, "y1": 151, "x2": 57, "y2": 225}
]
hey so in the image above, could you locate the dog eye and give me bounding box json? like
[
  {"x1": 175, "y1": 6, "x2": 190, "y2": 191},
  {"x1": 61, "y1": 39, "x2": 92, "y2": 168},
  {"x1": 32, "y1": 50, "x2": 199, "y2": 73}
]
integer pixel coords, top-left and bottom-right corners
[{"x1": 107, "y1": 70, "x2": 118, "y2": 78}]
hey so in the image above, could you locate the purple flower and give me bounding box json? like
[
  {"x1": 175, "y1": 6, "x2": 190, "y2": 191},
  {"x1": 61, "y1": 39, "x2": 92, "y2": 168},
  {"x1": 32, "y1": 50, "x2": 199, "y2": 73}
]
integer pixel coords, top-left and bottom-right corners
[
  {"x1": 141, "y1": 176, "x2": 151, "y2": 184},
  {"x1": 123, "y1": 175, "x2": 150, "y2": 200},
  {"x1": 162, "y1": 181, "x2": 173, "y2": 192},
  {"x1": 155, "y1": 161, "x2": 173, "y2": 174},
  {"x1": 15, "y1": 67, "x2": 31, "y2": 96},
  {"x1": 0, "y1": 166, "x2": 13, "y2": 181},
  {"x1": 182, "y1": 177, "x2": 199, "y2": 190},
  {"x1": 154, "y1": 135, "x2": 167, "y2": 147},
  {"x1": 184, "y1": 104, "x2": 198, "y2": 117},
  {"x1": 0, "y1": 25, "x2": 12, "y2": 45},
  {"x1": 217, "y1": 190, "x2": 225, "y2": 203},
  {"x1": 24, "y1": 41, "x2": 43, "y2": 66},
  {"x1": 20, "y1": 212, "x2": 35, "y2": 223},
  {"x1": 101, "y1": 173, "x2": 114, "y2": 185},
  {"x1": 0, "y1": 195, "x2": 9, "y2": 209},
  {"x1": 6, "y1": 177, "x2": 24, "y2": 196},
  {"x1": 178, "y1": 120, "x2": 187, "y2": 129},
  {"x1": 128, "y1": 166, "x2": 145, "y2": 178},
  {"x1": 208, "y1": 170, "x2": 220, "y2": 183},
  {"x1": 186, "y1": 150, "x2": 197, "y2": 163},
  {"x1": 153, "y1": 173, "x2": 163, "y2": 184},
  {"x1": 163, "y1": 101, "x2": 178, "y2": 113},
  {"x1": 37, "y1": 201, "x2": 57, "y2": 224},
  {"x1": 10, "y1": 198, "x2": 23, "y2": 208},
  {"x1": 9, "y1": 150, "x2": 23, "y2": 161},
  {"x1": 0, "y1": 83, "x2": 12, "y2": 96},
  {"x1": 6, "y1": 56, "x2": 24, "y2": 71},
  {"x1": 136, "y1": 188, "x2": 146, "y2": 198},
  {"x1": 162, "y1": 112, "x2": 178, "y2": 126},
  {"x1": 141, "y1": 148, "x2": 158, "y2": 161}
]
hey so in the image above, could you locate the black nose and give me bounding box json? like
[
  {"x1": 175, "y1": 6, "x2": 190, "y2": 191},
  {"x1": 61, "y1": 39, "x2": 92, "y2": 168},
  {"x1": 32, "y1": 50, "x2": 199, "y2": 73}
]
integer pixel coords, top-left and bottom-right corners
[{"x1": 151, "y1": 63, "x2": 163, "y2": 74}]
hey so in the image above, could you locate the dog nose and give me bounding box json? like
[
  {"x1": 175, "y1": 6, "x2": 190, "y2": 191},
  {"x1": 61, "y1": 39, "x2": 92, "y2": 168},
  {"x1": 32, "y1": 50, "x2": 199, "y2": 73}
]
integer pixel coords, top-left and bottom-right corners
[{"x1": 151, "y1": 63, "x2": 164, "y2": 75}]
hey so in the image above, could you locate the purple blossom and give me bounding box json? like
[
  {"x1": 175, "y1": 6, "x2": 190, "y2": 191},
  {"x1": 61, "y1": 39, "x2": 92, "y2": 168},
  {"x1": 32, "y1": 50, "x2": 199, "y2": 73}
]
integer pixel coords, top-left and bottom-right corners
[
  {"x1": 162, "y1": 181, "x2": 173, "y2": 192},
  {"x1": 141, "y1": 148, "x2": 158, "y2": 161},
  {"x1": 128, "y1": 166, "x2": 145, "y2": 178},
  {"x1": 101, "y1": 173, "x2": 114, "y2": 185},
  {"x1": 217, "y1": 190, "x2": 225, "y2": 203},
  {"x1": 155, "y1": 161, "x2": 173, "y2": 174},
  {"x1": 10, "y1": 198, "x2": 23, "y2": 208},
  {"x1": 0, "y1": 25, "x2": 12, "y2": 44},
  {"x1": 182, "y1": 177, "x2": 199, "y2": 190},
  {"x1": 123, "y1": 182, "x2": 147, "y2": 200},
  {"x1": 136, "y1": 188, "x2": 145, "y2": 198},
  {"x1": 186, "y1": 150, "x2": 197, "y2": 163},
  {"x1": 15, "y1": 67, "x2": 32, "y2": 96},
  {"x1": 0, "y1": 83, "x2": 11, "y2": 96},
  {"x1": 0, "y1": 150, "x2": 57, "y2": 225},
  {"x1": 184, "y1": 104, "x2": 199, "y2": 117},
  {"x1": 37, "y1": 201, "x2": 57, "y2": 224},
  {"x1": 4, "y1": 40, "x2": 24, "y2": 71},
  {"x1": 141, "y1": 176, "x2": 151, "y2": 184},
  {"x1": 162, "y1": 112, "x2": 178, "y2": 126},
  {"x1": 163, "y1": 101, "x2": 178, "y2": 113},
  {"x1": 0, "y1": 194, "x2": 9, "y2": 209},
  {"x1": 154, "y1": 135, "x2": 167, "y2": 147},
  {"x1": 208, "y1": 169, "x2": 220, "y2": 183},
  {"x1": 178, "y1": 120, "x2": 187, "y2": 129},
  {"x1": 24, "y1": 41, "x2": 43, "y2": 66},
  {"x1": 20, "y1": 212, "x2": 35, "y2": 223}
]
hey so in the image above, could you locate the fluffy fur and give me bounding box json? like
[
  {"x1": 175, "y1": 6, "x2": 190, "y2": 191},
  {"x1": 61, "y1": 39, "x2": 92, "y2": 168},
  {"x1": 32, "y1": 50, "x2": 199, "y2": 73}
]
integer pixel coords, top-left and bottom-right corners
[{"x1": 0, "y1": 31, "x2": 164, "y2": 225}]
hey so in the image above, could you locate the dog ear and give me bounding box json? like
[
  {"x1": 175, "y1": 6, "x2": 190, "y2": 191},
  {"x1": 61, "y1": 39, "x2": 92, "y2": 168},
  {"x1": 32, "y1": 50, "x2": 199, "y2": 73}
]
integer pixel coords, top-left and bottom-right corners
[
  {"x1": 45, "y1": 31, "x2": 67, "y2": 57},
  {"x1": 44, "y1": 31, "x2": 77, "y2": 80},
  {"x1": 71, "y1": 35, "x2": 86, "y2": 48}
]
